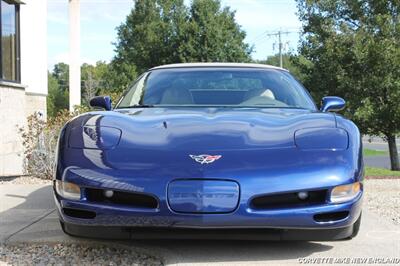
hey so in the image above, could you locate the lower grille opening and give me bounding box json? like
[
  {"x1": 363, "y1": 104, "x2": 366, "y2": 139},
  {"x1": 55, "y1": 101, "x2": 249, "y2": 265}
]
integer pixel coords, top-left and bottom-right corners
[
  {"x1": 86, "y1": 188, "x2": 158, "y2": 209},
  {"x1": 63, "y1": 208, "x2": 96, "y2": 219},
  {"x1": 314, "y1": 211, "x2": 349, "y2": 222},
  {"x1": 251, "y1": 190, "x2": 327, "y2": 210}
]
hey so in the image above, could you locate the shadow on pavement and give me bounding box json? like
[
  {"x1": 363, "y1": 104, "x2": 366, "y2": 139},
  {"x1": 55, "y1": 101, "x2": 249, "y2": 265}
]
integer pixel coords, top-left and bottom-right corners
[
  {"x1": 1, "y1": 184, "x2": 333, "y2": 264},
  {"x1": 0, "y1": 185, "x2": 54, "y2": 243},
  {"x1": 127, "y1": 239, "x2": 333, "y2": 264}
]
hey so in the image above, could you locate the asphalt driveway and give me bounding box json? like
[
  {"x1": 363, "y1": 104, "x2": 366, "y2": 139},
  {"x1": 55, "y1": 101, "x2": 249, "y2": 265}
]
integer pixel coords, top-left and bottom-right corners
[
  {"x1": 1, "y1": 183, "x2": 399, "y2": 265},
  {"x1": 362, "y1": 136, "x2": 399, "y2": 169}
]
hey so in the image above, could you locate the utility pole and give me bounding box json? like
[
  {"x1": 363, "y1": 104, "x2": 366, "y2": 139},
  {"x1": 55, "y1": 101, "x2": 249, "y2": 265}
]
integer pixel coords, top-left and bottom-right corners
[
  {"x1": 265, "y1": 30, "x2": 293, "y2": 68},
  {"x1": 69, "y1": 0, "x2": 81, "y2": 111}
]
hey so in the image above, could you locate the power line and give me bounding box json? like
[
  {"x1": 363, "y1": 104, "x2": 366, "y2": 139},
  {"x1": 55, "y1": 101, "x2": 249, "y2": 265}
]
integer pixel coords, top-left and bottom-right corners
[{"x1": 264, "y1": 30, "x2": 300, "y2": 68}]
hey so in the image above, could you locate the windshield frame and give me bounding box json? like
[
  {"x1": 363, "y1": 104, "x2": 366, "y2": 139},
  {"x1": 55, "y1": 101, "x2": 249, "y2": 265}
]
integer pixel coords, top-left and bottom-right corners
[{"x1": 114, "y1": 67, "x2": 317, "y2": 111}]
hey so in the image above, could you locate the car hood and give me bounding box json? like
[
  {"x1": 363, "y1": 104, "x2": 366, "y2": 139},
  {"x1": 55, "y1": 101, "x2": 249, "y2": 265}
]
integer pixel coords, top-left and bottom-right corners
[
  {"x1": 80, "y1": 107, "x2": 336, "y2": 151},
  {"x1": 60, "y1": 107, "x2": 361, "y2": 188}
]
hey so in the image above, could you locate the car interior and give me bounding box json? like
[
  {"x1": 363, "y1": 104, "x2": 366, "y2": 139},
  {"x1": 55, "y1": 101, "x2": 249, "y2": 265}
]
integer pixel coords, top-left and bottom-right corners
[
  {"x1": 116, "y1": 68, "x2": 314, "y2": 109},
  {"x1": 143, "y1": 71, "x2": 304, "y2": 107}
]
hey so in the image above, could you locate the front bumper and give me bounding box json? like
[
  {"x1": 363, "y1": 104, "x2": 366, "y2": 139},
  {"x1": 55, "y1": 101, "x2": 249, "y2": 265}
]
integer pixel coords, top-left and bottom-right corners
[
  {"x1": 55, "y1": 186, "x2": 363, "y2": 231},
  {"x1": 54, "y1": 159, "x2": 364, "y2": 240},
  {"x1": 60, "y1": 221, "x2": 356, "y2": 240}
]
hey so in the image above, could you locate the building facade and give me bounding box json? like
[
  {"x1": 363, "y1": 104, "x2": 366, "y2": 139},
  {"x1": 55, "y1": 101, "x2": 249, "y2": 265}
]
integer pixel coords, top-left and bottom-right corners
[{"x1": 0, "y1": 0, "x2": 47, "y2": 176}]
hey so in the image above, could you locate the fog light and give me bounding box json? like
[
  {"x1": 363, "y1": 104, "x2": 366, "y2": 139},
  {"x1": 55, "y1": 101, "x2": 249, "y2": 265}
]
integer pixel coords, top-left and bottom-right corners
[
  {"x1": 104, "y1": 190, "x2": 114, "y2": 198},
  {"x1": 297, "y1": 191, "x2": 309, "y2": 200},
  {"x1": 330, "y1": 182, "x2": 361, "y2": 203},
  {"x1": 55, "y1": 180, "x2": 81, "y2": 200}
]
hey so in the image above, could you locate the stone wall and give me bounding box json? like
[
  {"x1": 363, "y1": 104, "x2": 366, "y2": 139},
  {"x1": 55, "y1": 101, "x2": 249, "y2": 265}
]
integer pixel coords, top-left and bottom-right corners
[
  {"x1": 0, "y1": 85, "x2": 46, "y2": 176},
  {"x1": 25, "y1": 92, "x2": 47, "y2": 118}
]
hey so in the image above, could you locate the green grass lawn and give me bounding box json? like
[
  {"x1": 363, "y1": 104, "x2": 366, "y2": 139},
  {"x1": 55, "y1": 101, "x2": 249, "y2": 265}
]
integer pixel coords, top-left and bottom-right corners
[
  {"x1": 365, "y1": 166, "x2": 400, "y2": 177},
  {"x1": 363, "y1": 148, "x2": 388, "y2": 157}
]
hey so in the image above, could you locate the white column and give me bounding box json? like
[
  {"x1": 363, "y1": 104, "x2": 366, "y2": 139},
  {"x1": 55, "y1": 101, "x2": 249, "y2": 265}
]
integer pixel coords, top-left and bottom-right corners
[{"x1": 69, "y1": 0, "x2": 81, "y2": 111}]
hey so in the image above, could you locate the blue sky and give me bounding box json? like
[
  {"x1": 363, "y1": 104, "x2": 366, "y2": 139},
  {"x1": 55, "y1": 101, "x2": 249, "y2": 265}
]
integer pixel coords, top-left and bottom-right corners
[{"x1": 47, "y1": 0, "x2": 301, "y2": 70}]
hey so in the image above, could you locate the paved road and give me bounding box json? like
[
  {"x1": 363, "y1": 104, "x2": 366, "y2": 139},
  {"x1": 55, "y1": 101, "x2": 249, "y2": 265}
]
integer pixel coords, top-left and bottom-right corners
[
  {"x1": 363, "y1": 156, "x2": 392, "y2": 169},
  {"x1": 1, "y1": 184, "x2": 399, "y2": 265},
  {"x1": 362, "y1": 136, "x2": 399, "y2": 169},
  {"x1": 362, "y1": 136, "x2": 400, "y2": 152}
]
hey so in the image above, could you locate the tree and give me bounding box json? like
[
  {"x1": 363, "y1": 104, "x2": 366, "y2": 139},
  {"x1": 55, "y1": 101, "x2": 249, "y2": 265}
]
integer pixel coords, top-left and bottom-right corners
[
  {"x1": 81, "y1": 64, "x2": 99, "y2": 105},
  {"x1": 113, "y1": 0, "x2": 187, "y2": 76},
  {"x1": 47, "y1": 72, "x2": 68, "y2": 117},
  {"x1": 105, "y1": 60, "x2": 137, "y2": 93},
  {"x1": 296, "y1": 0, "x2": 400, "y2": 170},
  {"x1": 48, "y1": 61, "x2": 122, "y2": 115},
  {"x1": 81, "y1": 61, "x2": 111, "y2": 105},
  {"x1": 52, "y1": 63, "x2": 69, "y2": 92},
  {"x1": 47, "y1": 63, "x2": 69, "y2": 117},
  {"x1": 255, "y1": 53, "x2": 308, "y2": 81},
  {"x1": 178, "y1": 0, "x2": 251, "y2": 62},
  {"x1": 111, "y1": 0, "x2": 252, "y2": 92}
]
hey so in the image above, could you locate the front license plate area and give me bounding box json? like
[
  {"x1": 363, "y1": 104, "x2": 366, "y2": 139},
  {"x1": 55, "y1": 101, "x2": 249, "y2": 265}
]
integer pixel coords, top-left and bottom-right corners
[{"x1": 168, "y1": 180, "x2": 239, "y2": 214}]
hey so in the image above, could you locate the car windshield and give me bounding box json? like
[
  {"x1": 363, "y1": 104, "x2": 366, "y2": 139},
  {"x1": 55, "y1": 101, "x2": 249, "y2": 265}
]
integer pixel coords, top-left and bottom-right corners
[{"x1": 116, "y1": 67, "x2": 316, "y2": 110}]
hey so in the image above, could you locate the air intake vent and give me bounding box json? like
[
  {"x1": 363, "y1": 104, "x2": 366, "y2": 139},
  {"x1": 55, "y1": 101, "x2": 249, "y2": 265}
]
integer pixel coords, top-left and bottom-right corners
[
  {"x1": 86, "y1": 188, "x2": 158, "y2": 209},
  {"x1": 63, "y1": 208, "x2": 96, "y2": 219},
  {"x1": 251, "y1": 190, "x2": 327, "y2": 210},
  {"x1": 314, "y1": 211, "x2": 349, "y2": 222}
]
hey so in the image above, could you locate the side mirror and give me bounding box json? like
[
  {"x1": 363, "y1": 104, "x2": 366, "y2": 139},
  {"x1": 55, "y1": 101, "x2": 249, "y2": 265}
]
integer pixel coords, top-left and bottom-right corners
[
  {"x1": 90, "y1": 96, "x2": 112, "y2": 111},
  {"x1": 320, "y1": 96, "x2": 345, "y2": 112}
]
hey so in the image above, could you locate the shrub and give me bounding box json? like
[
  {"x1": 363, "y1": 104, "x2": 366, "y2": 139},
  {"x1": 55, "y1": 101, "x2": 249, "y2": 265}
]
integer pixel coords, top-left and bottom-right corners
[{"x1": 19, "y1": 106, "x2": 89, "y2": 180}]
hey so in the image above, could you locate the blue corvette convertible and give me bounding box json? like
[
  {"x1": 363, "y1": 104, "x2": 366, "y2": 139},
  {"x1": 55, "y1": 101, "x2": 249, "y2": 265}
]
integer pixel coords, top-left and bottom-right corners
[{"x1": 54, "y1": 63, "x2": 363, "y2": 240}]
